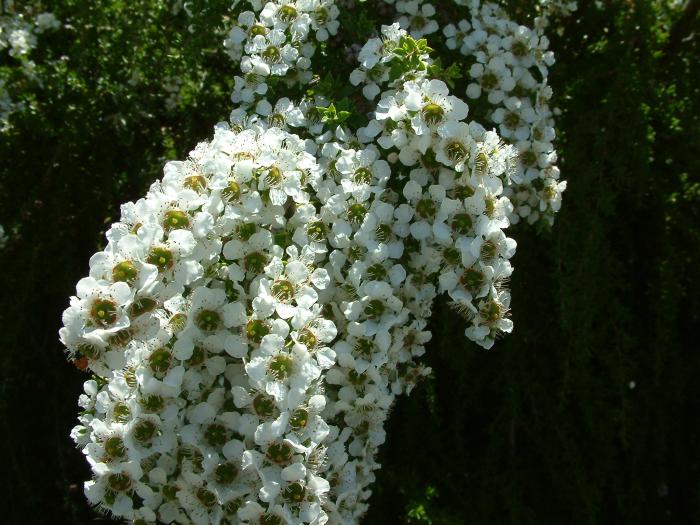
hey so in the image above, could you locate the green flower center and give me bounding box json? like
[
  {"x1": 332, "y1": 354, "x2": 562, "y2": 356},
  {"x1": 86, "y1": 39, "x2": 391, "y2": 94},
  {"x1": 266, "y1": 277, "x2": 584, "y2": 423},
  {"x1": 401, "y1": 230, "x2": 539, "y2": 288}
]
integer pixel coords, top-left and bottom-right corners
[
  {"x1": 262, "y1": 46, "x2": 281, "y2": 63},
  {"x1": 480, "y1": 299, "x2": 504, "y2": 324},
  {"x1": 140, "y1": 394, "x2": 164, "y2": 413},
  {"x1": 271, "y1": 279, "x2": 295, "y2": 302},
  {"x1": 244, "y1": 251, "x2": 268, "y2": 273},
  {"x1": 452, "y1": 213, "x2": 473, "y2": 234},
  {"x1": 205, "y1": 423, "x2": 229, "y2": 447},
  {"x1": 113, "y1": 402, "x2": 131, "y2": 424},
  {"x1": 164, "y1": 210, "x2": 190, "y2": 230},
  {"x1": 215, "y1": 462, "x2": 239, "y2": 485},
  {"x1": 416, "y1": 198, "x2": 436, "y2": 218},
  {"x1": 474, "y1": 151, "x2": 489, "y2": 176},
  {"x1": 128, "y1": 297, "x2": 156, "y2": 317},
  {"x1": 169, "y1": 312, "x2": 187, "y2": 333},
  {"x1": 253, "y1": 393, "x2": 276, "y2": 417},
  {"x1": 454, "y1": 184, "x2": 475, "y2": 200},
  {"x1": 148, "y1": 348, "x2": 172, "y2": 375},
  {"x1": 298, "y1": 328, "x2": 317, "y2": 348},
  {"x1": 278, "y1": 4, "x2": 298, "y2": 22},
  {"x1": 186, "y1": 345, "x2": 206, "y2": 368},
  {"x1": 184, "y1": 175, "x2": 207, "y2": 192},
  {"x1": 90, "y1": 298, "x2": 118, "y2": 327},
  {"x1": 347, "y1": 203, "x2": 367, "y2": 224},
  {"x1": 504, "y1": 111, "x2": 520, "y2": 129},
  {"x1": 481, "y1": 72, "x2": 498, "y2": 90},
  {"x1": 283, "y1": 481, "x2": 306, "y2": 503},
  {"x1": 246, "y1": 319, "x2": 270, "y2": 343},
  {"x1": 364, "y1": 299, "x2": 385, "y2": 318},
  {"x1": 443, "y1": 246, "x2": 461, "y2": 266},
  {"x1": 521, "y1": 150, "x2": 537, "y2": 167},
  {"x1": 266, "y1": 442, "x2": 293, "y2": 464},
  {"x1": 512, "y1": 40, "x2": 528, "y2": 57},
  {"x1": 223, "y1": 180, "x2": 241, "y2": 201},
  {"x1": 446, "y1": 140, "x2": 468, "y2": 162},
  {"x1": 133, "y1": 419, "x2": 157, "y2": 443},
  {"x1": 196, "y1": 309, "x2": 221, "y2": 331},
  {"x1": 354, "y1": 338, "x2": 374, "y2": 358},
  {"x1": 269, "y1": 112, "x2": 286, "y2": 127},
  {"x1": 367, "y1": 263, "x2": 387, "y2": 280},
  {"x1": 112, "y1": 260, "x2": 139, "y2": 283},
  {"x1": 421, "y1": 103, "x2": 445, "y2": 126},
  {"x1": 107, "y1": 473, "x2": 131, "y2": 492},
  {"x1": 290, "y1": 408, "x2": 309, "y2": 429},
  {"x1": 77, "y1": 342, "x2": 101, "y2": 359},
  {"x1": 147, "y1": 247, "x2": 174, "y2": 272},
  {"x1": 108, "y1": 328, "x2": 132, "y2": 348},
  {"x1": 307, "y1": 220, "x2": 327, "y2": 242},
  {"x1": 480, "y1": 240, "x2": 498, "y2": 260},
  {"x1": 375, "y1": 223, "x2": 392, "y2": 242},
  {"x1": 354, "y1": 167, "x2": 373, "y2": 185},
  {"x1": 104, "y1": 436, "x2": 126, "y2": 459},
  {"x1": 260, "y1": 515, "x2": 283, "y2": 525},
  {"x1": 264, "y1": 165, "x2": 283, "y2": 186},
  {"x1": 461, "y1": 268, "x2": 485, "y2": 293},
  {"x1": 268, "y1": 354, "x2": 294, "y2": 380},
  {"x1": 249, "y1": 24, "x2": 267, "y2": 37}
]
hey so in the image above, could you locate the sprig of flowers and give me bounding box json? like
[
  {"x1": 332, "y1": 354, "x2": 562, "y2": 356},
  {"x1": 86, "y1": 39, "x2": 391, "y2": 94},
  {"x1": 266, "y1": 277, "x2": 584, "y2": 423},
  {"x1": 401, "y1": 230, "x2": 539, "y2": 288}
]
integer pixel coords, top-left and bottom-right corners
[{"x1": 61, "y1": 1, "x2": 572, "y2": 523}]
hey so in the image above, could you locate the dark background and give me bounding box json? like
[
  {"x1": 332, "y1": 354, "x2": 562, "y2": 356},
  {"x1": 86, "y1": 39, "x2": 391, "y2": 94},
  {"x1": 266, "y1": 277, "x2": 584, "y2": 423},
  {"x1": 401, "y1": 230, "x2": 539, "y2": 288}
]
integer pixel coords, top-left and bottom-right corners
[{"x1": 1, "y1": 1, "x2": 698, "y2": 523}]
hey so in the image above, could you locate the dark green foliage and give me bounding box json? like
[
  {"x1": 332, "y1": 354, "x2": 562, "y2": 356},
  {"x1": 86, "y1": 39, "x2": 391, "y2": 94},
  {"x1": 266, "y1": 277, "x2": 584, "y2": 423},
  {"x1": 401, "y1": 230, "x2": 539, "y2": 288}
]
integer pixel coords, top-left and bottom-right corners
[{"x1": 0, "y1": 1, "x2": 698, "y2": 524}]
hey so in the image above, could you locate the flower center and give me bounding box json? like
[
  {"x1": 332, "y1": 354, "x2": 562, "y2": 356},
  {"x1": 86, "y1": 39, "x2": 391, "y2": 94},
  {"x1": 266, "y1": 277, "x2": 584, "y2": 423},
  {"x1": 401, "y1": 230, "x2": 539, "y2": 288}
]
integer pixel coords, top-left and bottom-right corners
[
  {"x1": 347, "y1": 203, "x2": 367, "y2": 224},
  {"x1": 278, "y1": 4, "x2": 298, "y2": 22},
  {"x1": 461, "y1": 268, "x2": 485, "y2": 293},
  {"x1": 112, "y1": 260, "x2": 138, "y2": 283},
  {"x1": 446, "y1": 140, "x2": 468, "y2": 162},
  {"x1": 306, "y1": 220, "x2": 327, "y2": 242},
  {"x1": 215, "y1": 462, "x2": 238, "y2": 485},
  {"x1": 451, "y1": 213, "x2": 473, "y2": 234},
  {"x1": 353, "y1": 167, "x2": 373, "y2": 185},
  {"x1": 421, "y1": 103, "x2": 445, "y2": 126},
  {"x1": 107, "y1": 473, "x2": 132, "y2": 492},
  {"x1": 283, "y1": 481, "x2": 306, "y2": 503},
  {"x1": 290, "y1": 408, "x2": 309, "y2": 429},
  {"x1": 164, "y1": 210, "x2": 190, "y2": 230},
  {"x1": 262, "y1": 45, "x2": 281, "y2": 63},
  {"x1": 266, "y1": 441, "x2": 293, "y2": 464},
  {"x1": 133, "y1": 419, "x2": 157, "y2": 443},
  {"x1": 104, "y1": 436, "x2": 126, "y2": 459},
  {"x1": 196, "y1": 309, "x2": 221, "y2": 331},
  {"x1": 246, "y1": 319, "x2": 270, "y2": 342},
  {"x1": 268, "y1": 354, "x2": 294, "y2": 380},
  {"x1": 147, "y1": 247, "x2": 174, "y2": 272},
  {"x1": 90, "y1": 298, "x2": 118, "y2": 327},
  {"x1": 253, "y1": 393, "x2": 276, "y2": 417},
  {"x1": 184, "y1": 175, "x2": 207, "y2": 192},
  {"x1": 244, "y1": 251, "x2": 268, "y2": 273},
  {"x1": 204, "y1": 423, "x2": 229, "y2": 447},
  {"x1": 223, "y1": 180, "x2": 241, "y2": 201},
  {"x1": 416, "y1": 198, "x2": 436, "y2": 218},
  {"x1": 271, "y1": 279, "x2": 295, "y2": 302},
  {"x1": 364, "y1": 299, "x2": 385, "y2": 318}
]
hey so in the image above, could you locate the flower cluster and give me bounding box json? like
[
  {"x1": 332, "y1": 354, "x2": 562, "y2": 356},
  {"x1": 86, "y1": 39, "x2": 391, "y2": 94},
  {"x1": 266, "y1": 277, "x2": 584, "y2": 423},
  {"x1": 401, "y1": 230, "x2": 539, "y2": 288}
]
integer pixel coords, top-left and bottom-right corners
[
  {"x1": 442, "y1": 0, "x2": 574, "y2": 226},
  {"x1": 62, "y1": 1, "x2": 570, "y2": 523},
  {"x1": 224, "y1": 0, "x2": 340, "y2": 103}
]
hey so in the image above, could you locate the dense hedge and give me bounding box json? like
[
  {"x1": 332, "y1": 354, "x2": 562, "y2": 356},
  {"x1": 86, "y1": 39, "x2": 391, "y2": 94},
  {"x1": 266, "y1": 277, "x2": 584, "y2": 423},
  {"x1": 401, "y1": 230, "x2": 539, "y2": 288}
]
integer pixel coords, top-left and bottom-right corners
[{"x1": 1, "y1": 1, "x2": 698, "y2": 523}]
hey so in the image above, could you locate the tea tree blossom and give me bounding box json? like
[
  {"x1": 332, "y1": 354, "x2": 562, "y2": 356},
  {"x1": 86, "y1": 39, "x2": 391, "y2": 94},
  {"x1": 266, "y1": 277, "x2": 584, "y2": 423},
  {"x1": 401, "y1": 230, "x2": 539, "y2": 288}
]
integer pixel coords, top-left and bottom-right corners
[{"x1": 62, "y1": 0, "x2": 574, "y2": 523}]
